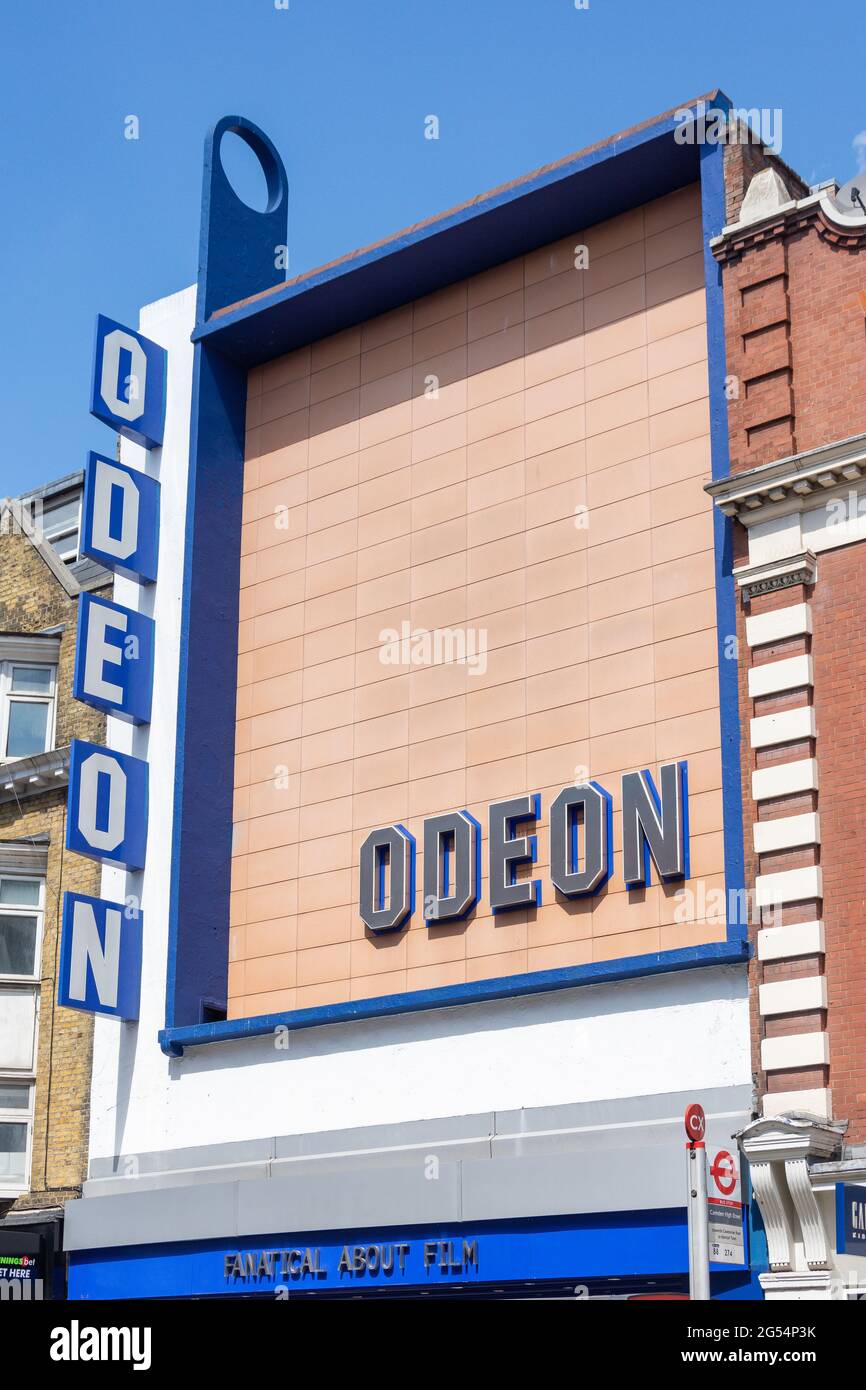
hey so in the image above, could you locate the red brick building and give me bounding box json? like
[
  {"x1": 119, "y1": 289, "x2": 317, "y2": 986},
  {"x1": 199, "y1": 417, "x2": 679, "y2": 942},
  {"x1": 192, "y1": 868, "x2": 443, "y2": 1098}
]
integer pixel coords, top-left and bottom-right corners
[{"x1": 708, "y1": 138, "x2": 866, "y2": 1298}]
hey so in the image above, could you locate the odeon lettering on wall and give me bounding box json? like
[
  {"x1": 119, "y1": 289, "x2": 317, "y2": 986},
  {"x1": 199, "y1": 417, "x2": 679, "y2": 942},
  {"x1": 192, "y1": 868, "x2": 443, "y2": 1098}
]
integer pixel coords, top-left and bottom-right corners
[
  {"x1": 53, "y1": 317, "x2": 696, "y2": 1023},
  {"x1": 56, "y1": 315, "x2": 166, "y2": 1023},
  {"x1": 359, "y1": 765, "x2": 689, "y2": 933},
  {"x1": 49, "y1": 111, "x2": 752, "y2": 1063}
]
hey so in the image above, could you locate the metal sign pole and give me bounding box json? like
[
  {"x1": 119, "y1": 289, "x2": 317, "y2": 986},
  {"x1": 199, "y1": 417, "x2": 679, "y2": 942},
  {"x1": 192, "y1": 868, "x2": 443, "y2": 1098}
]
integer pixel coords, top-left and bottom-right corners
[{"x1": 684, "y1": 1103, "x2": 711, "y2": 1301}]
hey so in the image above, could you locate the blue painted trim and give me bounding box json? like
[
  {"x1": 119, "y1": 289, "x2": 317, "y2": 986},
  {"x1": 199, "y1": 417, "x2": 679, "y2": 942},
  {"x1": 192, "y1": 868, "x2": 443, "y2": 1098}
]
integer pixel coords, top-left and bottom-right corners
[
  {"x1": 835, "y1": 1181, "x2": 845, "y2": 1255},
  {"x1": 375, "y1": 841, "x2": 387, "y2": 912},
  {"x1": 425, "y1": 810, "x2": 481, "y2": 926},
  {"x1": 467, "y1": 809, "x2": 482, "y2": 920},
  {"x1": 163, "y1": 96, "x2": 749, "y2": 1047},
  {"x1": 192, "y1": 102, "x2": 718, "y2": 366},
  {"x1": 164, "y1": 342, "x2": 247, "y2": 1028},
  {"x1": 626, "y1": 765, "x2": 689, "y2": 889},
  {"x1": 679, "y1": 760, "x2": 690, "y2": 881},
  {"x1": 197, "y1": 117, "x2": 288, "y2": 325},
  {"x1": 835, "y1": 1181, "x2": 866, "y2": 1254},
  {"x1": 492, "y1": 793, "x2": 541, "y2": 915},
  {"x1": 748, "y1": 1172, "x2": 769, "y2": 1284},
  {"x1": 385, "y1": 823, "x2": 416, "y2": 933},
  {"x1": 159, "y1": 940, "x2": 747, "y2": 1054},
  {"x1": 67, "y1": 1207, "x2": 755, "y2": 1299},
  {"x1": 698, "y1": 98, "x2": 748, "y2": 956}
]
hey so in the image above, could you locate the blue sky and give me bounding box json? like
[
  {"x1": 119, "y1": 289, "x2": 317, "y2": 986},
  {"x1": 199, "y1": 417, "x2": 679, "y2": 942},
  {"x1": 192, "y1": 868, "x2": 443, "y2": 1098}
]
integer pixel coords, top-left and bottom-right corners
[{"x1": 2, "y1": 0, "x2": 863, "y2": 498}]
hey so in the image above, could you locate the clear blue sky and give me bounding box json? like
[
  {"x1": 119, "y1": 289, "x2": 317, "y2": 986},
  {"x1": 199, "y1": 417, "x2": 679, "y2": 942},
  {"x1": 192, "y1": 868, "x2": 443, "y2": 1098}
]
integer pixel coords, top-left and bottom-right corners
[{"x1": 2, "y1": 0, "x2": 862, "y2": 498}]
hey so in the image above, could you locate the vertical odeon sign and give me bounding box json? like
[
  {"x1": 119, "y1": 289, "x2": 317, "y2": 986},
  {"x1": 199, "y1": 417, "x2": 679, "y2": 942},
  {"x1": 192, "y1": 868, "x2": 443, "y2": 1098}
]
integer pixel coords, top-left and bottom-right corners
[{"x1": 56, "y1": 316, "x2": 165, "y2": 1022}]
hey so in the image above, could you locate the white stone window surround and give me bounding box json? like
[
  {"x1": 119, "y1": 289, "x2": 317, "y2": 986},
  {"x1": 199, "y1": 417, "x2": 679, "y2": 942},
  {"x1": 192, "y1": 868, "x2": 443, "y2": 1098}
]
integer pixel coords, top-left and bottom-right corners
[
  {"x1": 761, "y1": 1030, "x2": 830, "y2": 1071},
  {"x1": 745, "y1": 603, "x2": 812, "y2": 647},
  {"x1": 0, "y1": 845, "x2": 46, "y2": 1201},
  {"x1": 0, "y1": 1075, "x2": 35, "y2": 1199},
  {"x1": 753, "y1": 811, "x2": 819, "y2": 854},
  {"x1": 0, "y1": 873, "x2": 46, "y2": 985},
  {"x1": 706, "y1": 431, "x2": 866, "y2": 572},
  {"x1": 752, "y1": 757, "x2": 818, "y2": 801},
  {"x1": 757, "y1": 919, "x2": 824, "y2": 961},
  {"x1": 748, "y1": 654, "x2": 812, "y2": 698},
  {"x1": 0, "y1": 635, "x2": 60, "y2": 765},
  {"x1": 706, "y1": 449, "x2": 847, "y2": 1131},
  {"x1": 750, "y1": 706, "x2": 816, "y2": 750},
  {"x1": 755, "y1": 865, "x2": 823, "y2": 909},
  {"x1": 759, "y1": 975, "x2": 828, "y2": 1017}
]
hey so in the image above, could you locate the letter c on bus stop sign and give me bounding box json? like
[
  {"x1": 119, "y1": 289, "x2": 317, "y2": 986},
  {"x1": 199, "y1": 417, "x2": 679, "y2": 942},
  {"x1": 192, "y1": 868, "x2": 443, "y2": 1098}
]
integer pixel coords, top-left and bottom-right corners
[{"x1": 684, "y1": 1103, "x2": 706, "y2": 1144}]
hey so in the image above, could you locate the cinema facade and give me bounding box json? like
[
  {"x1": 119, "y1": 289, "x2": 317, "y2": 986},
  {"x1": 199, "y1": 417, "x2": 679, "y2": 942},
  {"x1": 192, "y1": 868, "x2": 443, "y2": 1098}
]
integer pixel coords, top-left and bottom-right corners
[{"x1": 58, "y1": 93, "x2": 866, "y2": 1299}]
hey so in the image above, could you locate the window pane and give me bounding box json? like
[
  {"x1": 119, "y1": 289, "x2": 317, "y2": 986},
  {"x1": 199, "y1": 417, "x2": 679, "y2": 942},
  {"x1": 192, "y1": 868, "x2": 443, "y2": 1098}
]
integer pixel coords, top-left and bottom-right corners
[
  {"x1": 0, "y1": 1084, "x2": 29, "y2": 1110},
  {"x1": 5, "y1": 702, "x2": 49, "y2": 758},
  {"x1": 0, "y1": 914, "x2": 37, "y2": 974},
  {"x1": 41, "y1": 496, "x2": 80, "y2": 562},
  {"x1": 0, "y1": 1122, "x2": 28, "y2": 1184},
  {"x1": 0, "y1": 879, "x2": 41, "y2": 906},
  {"x1": 10, "y1": 666, "x2": 52, "y2": 694},
  {"x1": 41, "y1": 496, "x2": 81, "y2": 535}
]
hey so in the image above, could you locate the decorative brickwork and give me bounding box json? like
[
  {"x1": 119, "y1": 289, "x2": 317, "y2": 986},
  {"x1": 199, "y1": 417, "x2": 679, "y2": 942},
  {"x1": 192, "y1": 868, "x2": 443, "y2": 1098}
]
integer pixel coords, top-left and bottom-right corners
[
  {"x1": 715, "y1": 179, "x2": 866, "y2": 476},
  {"x1": 713, "y1": 153, "x2": 866, "y2": 1140}
]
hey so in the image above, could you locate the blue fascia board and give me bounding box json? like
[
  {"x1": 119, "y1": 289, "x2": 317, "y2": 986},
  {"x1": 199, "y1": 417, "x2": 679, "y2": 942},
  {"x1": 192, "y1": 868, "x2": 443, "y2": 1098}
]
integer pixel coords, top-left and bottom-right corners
[
  {"x1": 67, "y1": 1208, "x2": 757, "y2": 1299},
  {"x1": 192, "y1": 101, "x2": 721, "y2": 368},
  {"x1": 159, "y1": 940, "x2": 748, "y2": 1056},
  {"x1": 697, "y1": 96, "x2": 749, "y2": 964},
  {"x1": 162, "y1": 90, "x2": 747, "y2": 1047}
]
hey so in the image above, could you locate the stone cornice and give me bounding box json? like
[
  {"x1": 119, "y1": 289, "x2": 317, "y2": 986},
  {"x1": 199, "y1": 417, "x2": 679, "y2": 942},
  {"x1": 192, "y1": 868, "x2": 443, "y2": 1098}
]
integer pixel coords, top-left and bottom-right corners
[
  {"x1": 733, "y1": 551, "x2": 816, "y2": 601},
  {"x1": 0, "y1": 839, "x2": 49, "y2": 873},
  {"x1": 810, "y1": 1157, "x2": 866, "y2": 1188},
  {"x1": 705, "y1": 432, "x2": 866, "y2": 522},
  {"x1": 738, "y1": 1114, "x2": 848, "y2": 1274},
  {"x1": 711, "y1": 185, "x2": 866, "y2": 261},
  {"x1": 0, "y1": 632, "x2": 62, "y2": 665},
  {"x1": 737, "y1": 1112, "x2": 847, "y2": 1166},
  {"x1": 0, "y1": 745, "x2": 70, "y2": 805}
]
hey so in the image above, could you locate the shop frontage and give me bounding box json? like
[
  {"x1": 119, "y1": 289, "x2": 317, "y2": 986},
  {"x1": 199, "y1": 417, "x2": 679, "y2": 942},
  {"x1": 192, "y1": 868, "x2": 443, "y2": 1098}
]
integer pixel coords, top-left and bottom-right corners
[
  {"x1": 66, "y1": 1088, "x2": 760, "y2": 1300},
  {"x1": 0, "y1": 1214, "x2": 65, "y2": 1300},
  {"x1": 58, "y1": 93, "x2": 780, "y2": 1300}
]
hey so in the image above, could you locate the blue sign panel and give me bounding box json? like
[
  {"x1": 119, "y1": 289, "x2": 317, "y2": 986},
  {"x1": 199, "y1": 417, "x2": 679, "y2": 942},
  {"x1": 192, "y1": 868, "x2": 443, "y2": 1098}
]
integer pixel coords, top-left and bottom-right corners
[
  {"x1": 836, "y1": 1183, "x2": 866, "y2": 1255},
  {"x1": 90, "y1": 314, "x2": 166, "y2": 448},
  {"x1": 81, "y1": 452, "x2": 160, "y2": 582},
  {"x1": 57, "y1": 892, "x2": 141, "y2": 1021},
  {"x1": 66, "y1": 1210, "x2": 756, "y2": 1301},
  {"x1": 66, "y1": 739, "x2": 148, "y2": 870},
  {"x1": 73, "y1": 592, "x2": 154, "y2": 725}
]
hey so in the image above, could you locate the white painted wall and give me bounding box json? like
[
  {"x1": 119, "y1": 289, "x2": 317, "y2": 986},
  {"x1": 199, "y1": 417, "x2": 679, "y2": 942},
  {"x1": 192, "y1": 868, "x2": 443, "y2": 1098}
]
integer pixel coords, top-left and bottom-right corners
[{"x1": 86, "y1": 288, "x2": 751, "y2": 1165}]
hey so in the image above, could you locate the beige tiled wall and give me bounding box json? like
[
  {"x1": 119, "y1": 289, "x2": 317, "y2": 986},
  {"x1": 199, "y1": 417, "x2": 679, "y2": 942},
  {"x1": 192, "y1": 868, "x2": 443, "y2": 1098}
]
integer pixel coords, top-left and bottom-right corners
[{"x1": 229, "y1": 182, "x2": 727, "y2": 1020}]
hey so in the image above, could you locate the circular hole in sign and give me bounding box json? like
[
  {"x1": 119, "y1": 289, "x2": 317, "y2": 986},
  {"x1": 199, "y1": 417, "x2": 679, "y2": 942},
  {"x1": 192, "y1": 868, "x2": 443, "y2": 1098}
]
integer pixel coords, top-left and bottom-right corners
[{"x1": 219, "y1": 128, "x2": 277, "y2": 213}]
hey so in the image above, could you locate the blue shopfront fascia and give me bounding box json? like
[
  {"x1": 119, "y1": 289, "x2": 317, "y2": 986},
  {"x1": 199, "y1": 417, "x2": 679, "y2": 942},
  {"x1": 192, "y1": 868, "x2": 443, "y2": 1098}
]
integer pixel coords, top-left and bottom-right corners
[
  {"x1": 835, "y1": 1182, "x2": 866, "y2": 1256},
  {"x1": 159, "y1": 95, "x2": 748, "y2": 1055},
  {"x1": 67, "y1": 1209, "x2": 762, "y2": 1300}
]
